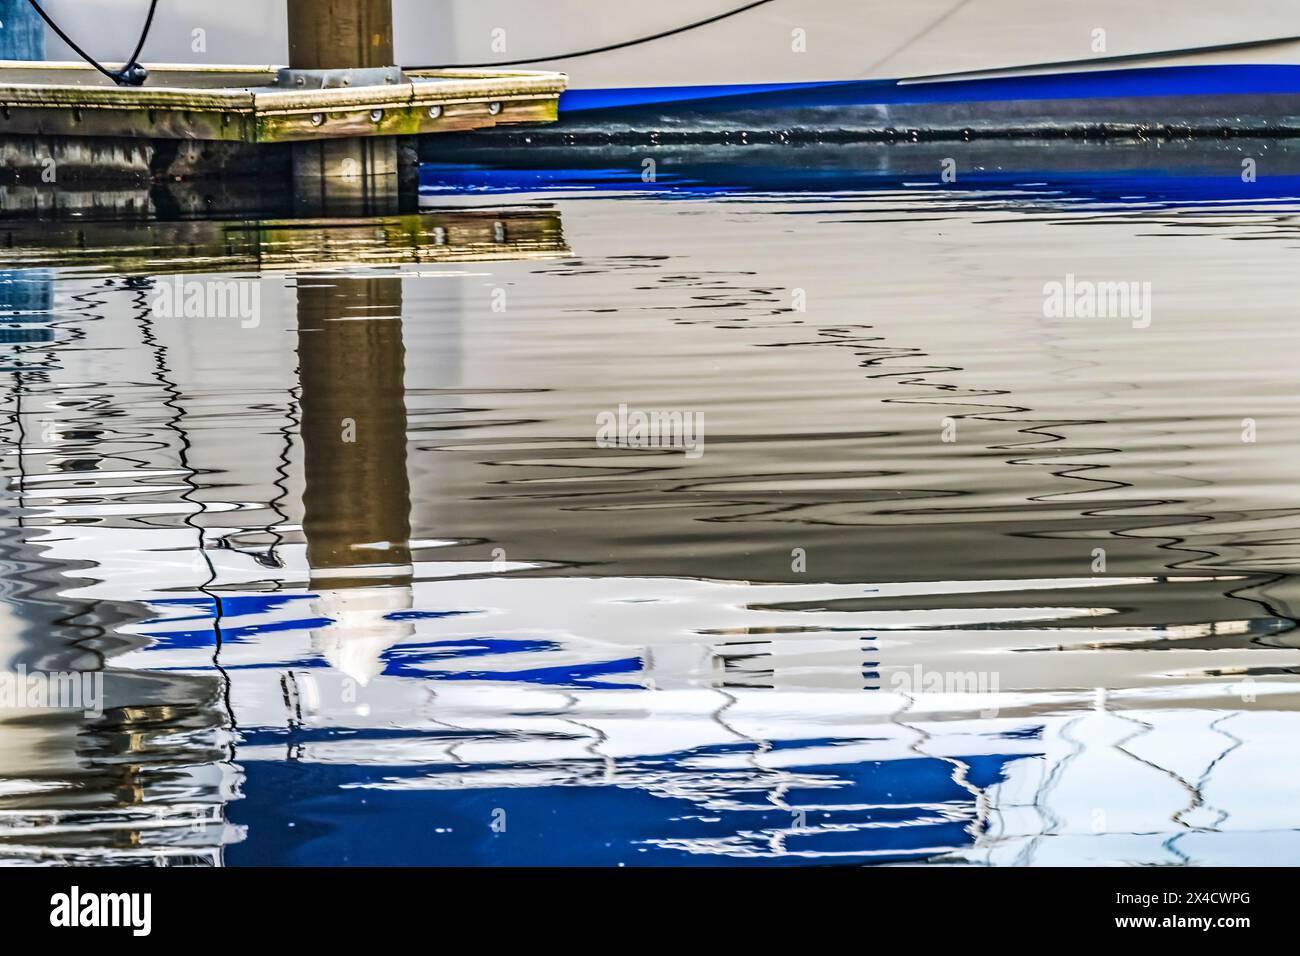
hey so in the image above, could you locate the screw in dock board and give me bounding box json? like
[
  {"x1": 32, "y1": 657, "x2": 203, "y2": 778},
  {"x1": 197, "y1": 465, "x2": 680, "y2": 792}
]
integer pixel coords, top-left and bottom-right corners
[
  {"x1": 487, "y1": 101, "x2": 502, "y2": 116},
  {"x1": 427, "y1": 105, "x2": 442, "y2": 119},
  {"x1": 310, "y1": 113, "x2": 325, "y2": 126},
  {"x1": 370, "y1": 109, "x2": 383, "y2": 123}
]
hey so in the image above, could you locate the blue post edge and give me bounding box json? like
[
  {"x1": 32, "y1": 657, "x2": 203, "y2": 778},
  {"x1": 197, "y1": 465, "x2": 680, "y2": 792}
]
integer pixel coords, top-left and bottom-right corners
[{"x1": 0, "y1": 0, "x2": 45, "y2": 60}]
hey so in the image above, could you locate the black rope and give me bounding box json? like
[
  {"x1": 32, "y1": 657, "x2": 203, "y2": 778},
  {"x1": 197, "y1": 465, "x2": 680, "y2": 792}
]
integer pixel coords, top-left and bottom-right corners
[
  {"x1": 122, "y1": 0, "x2": 160, "y2": 72},
  {"x1": 403, "y1": 0, "x2": 778, "y2": 70},
  {"x1": 25, "y1": 0, "x2": 159, "y2": 86}
]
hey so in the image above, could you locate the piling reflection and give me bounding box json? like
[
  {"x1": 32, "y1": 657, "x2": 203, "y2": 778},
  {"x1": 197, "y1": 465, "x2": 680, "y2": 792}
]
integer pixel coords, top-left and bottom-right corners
[
  {"x1": 0, "y1": 207, "x2": 567, "y2": 864},
  {"x1": 299, "y1": 275, "x2": 415, "y2": 684}
]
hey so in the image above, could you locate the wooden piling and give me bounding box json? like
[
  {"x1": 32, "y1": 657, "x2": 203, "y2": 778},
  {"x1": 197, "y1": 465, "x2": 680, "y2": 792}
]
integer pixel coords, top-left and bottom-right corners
[
  {"x1": 286, "y1": 0, "x2": 395, "y2": 71},
  {"x1": 285, "y1": 0, "x2": 397, "y2": 209}
]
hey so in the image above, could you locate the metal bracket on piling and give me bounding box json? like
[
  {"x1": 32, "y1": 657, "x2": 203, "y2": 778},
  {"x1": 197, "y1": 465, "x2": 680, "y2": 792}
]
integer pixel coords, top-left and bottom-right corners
[{"x1": 275, "y1": 66, "x2": 404, "y2": 90}]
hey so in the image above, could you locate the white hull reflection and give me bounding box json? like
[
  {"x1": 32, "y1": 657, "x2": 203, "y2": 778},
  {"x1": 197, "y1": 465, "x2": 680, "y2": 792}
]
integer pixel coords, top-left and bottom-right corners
[{"x1": 61, "y1": 541, "x2": 1294, "y2": 865}]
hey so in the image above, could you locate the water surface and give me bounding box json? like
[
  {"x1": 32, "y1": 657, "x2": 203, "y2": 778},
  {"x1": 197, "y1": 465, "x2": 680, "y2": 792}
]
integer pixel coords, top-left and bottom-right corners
[{"x1": 3, "y1": 139, "x2": 1300, "y2": 865}]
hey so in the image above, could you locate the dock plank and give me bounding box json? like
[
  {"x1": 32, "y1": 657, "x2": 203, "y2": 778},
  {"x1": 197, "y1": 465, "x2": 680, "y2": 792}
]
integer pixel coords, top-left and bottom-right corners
[{"x1": 0, "y1": 61, "x2": 565, "y2": 142}]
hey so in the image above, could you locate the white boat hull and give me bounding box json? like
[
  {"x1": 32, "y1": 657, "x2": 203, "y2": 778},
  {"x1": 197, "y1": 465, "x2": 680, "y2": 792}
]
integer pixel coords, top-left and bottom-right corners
[{"x1": 32, "y1": 0, "x2": 1300, "y2": 121}]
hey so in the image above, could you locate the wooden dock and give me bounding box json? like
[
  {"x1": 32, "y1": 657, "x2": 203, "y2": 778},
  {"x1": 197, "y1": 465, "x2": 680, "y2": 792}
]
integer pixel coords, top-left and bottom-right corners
[
  {"x1": 0, "y1": 61, "x2": 565, "y2": 143},
  {"x1": 0, "y1": 1, "x2": 564, "y2": 214}
]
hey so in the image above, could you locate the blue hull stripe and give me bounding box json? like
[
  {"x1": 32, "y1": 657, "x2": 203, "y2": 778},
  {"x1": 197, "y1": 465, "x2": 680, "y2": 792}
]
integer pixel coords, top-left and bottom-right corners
[{"x1": 560, "y1": 63, "x2": 1300, "y2": 112}]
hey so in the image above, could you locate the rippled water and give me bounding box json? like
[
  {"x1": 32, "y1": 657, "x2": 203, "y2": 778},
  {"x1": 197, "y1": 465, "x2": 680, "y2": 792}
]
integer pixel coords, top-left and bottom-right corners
[{"x1": 3, "y1": 140, "x2": 1300, "y2": 865}]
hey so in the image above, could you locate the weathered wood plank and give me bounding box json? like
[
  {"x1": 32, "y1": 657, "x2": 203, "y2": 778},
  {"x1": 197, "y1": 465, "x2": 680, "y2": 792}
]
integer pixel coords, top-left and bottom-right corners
[{"x1": 0, "y1": 62, "x2": 564, "y2": 143}]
